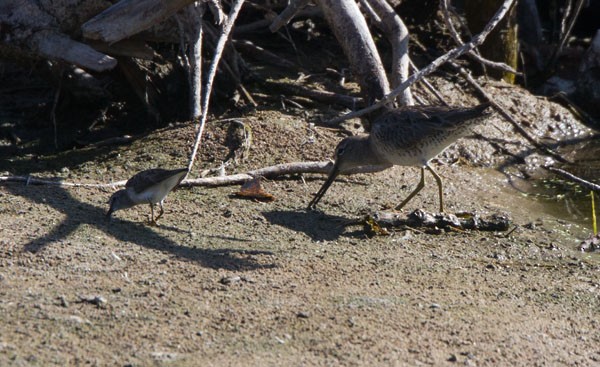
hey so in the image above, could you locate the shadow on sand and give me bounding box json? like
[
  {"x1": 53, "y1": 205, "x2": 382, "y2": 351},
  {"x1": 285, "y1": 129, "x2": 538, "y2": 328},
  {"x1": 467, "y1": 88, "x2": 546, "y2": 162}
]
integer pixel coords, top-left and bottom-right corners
[{"x1": 6, "y1": 183, "x2": 275, "y2": 271}]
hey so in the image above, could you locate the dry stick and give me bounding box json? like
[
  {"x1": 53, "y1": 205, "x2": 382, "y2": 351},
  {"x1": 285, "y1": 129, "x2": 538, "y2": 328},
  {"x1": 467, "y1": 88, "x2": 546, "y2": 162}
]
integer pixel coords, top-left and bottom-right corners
[
  {"x1": 456, "y1": 66, "x2": 570, "y2": 164},
  {"x1": 187, "y1": 0, "x2": 246, "y2": 174},
  {"x1": 203, "y1": 25, "x2": 257, "y2": 107},
  {"x1": 269, "y1": 0, "x2": 311, "y2": 32},
  {"x1": 327, "y1": 0, "x2": 516, "y2": 125},
  {"x1": 409, "y1": 60, "x2": 449, "y2": 106},
  {"x1": 51, "y1": 70, "x2": 63, "y2": 149},
  {"x1": 560, "y1": 0, "x2": 574, "y2": 38},
  {"x1": 234, "y1": 40, "x2": 297, "y2": 69},
  {"x1": 181, "y1": 162, "x2": 390, "y2": 187},
  {"x1": 547, "y1": 0, "x2": 585, "y2": 71},
  {"x1": 440, "y1": 0, "x2": 520, "y2": 76},
  {"x1": 544, "y1": 166, "x2": 600, "y2": 192},
  {"x1": 0, "y1": 163, "x2": 389, "y2": 189}
]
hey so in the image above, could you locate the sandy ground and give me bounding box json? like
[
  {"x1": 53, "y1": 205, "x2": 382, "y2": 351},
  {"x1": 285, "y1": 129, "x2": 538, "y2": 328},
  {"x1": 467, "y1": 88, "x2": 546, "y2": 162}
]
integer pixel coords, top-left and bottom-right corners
[{"x1": 1, "y1": 80, "x2": 599, "y2": 366}]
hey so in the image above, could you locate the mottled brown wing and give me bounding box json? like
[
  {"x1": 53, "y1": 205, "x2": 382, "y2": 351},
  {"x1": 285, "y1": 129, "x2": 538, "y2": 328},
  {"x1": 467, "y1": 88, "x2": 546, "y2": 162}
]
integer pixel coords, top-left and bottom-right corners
[
  {"x1": 371, "y1": 104, "x2": 491, "y2": 151},
  {"x1": 126, "y1": 168, "x2": 188, "y2": 194}
]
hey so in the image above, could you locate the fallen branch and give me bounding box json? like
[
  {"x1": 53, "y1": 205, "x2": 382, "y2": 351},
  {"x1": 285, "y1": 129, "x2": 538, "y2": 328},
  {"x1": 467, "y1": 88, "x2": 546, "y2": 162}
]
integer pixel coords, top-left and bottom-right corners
[
  {"x1": 0, "y1": 162, "x2": 390, "y2": 189},
  {"x1": 82, "y1": 0, "x2": 196, "y2": 43}
]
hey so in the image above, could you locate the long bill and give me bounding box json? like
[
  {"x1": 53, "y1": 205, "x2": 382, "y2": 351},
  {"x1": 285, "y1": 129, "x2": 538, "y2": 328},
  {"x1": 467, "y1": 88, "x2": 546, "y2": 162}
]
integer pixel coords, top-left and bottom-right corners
[{"x1": 307, "y1": 162, "x2": 341, "y2": 210}]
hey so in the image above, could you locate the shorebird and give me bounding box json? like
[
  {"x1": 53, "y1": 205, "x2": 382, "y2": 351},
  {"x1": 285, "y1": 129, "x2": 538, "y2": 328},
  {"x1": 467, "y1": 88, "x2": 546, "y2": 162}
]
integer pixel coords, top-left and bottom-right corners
[
  {"x1": 308, "y1": 103, "x2": 491, "y2": 212},
  {"x1": 107, "y1": 168, "x2": 188, "y2": 224}
]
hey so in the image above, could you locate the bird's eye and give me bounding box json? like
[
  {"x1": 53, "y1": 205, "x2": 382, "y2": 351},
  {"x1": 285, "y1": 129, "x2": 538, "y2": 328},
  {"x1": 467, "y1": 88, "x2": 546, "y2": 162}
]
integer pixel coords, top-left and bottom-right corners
[{"x1": 337, "y1": 146, "x2": 345, "y2": 156}]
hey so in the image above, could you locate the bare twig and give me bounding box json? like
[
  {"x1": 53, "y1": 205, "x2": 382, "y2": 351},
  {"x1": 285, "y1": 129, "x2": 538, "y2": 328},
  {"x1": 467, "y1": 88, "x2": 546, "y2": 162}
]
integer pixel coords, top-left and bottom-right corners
[
  {"x1": 51, "y1": 68, "x2": 64, "y2": 149},
  {"x1": 455, "y1": 65, "x2": 570, "y2": 164},
  {"x1": 409, "y1": 60, "x2": 449, "y2": 106},
  {"x1": 440, "y1": 0, "x2": 520, "y2": 76},
  {"x1": 269, "y1": 0, "x2": 311, "y2": 32},
  {"x1": 559, "y1": 0, "x2": 574, "y2": 41},
  {"x1": 547, "y1": 0, "x2": 585, "y2": 71},
  {"x1": 327, "y1": 0, "x2": 516, "y2": 125},
  {"x1": 187, "y1": 0, "x2": 246, "y2": 174},
  {"x1": 182, "y1": 162, "x2": 391, "y2": 187},
  {"x1": 544, "y1": 166, "x2": 600, "y2": 192}
]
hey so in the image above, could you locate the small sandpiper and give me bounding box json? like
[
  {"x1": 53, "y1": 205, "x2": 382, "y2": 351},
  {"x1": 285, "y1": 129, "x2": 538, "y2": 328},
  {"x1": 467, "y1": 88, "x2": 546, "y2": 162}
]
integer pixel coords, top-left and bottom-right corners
[
  {"x1": 308, "y1": 103, "x2": 491, "y2": 212},
  {"x1": 107, "y1": 168, "x2": 188, "y2": 224}
]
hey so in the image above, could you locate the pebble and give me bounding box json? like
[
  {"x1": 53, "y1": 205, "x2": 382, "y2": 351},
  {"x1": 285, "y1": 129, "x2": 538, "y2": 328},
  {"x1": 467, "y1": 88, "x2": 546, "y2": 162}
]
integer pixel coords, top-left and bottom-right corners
[{"x1": 220, "y1": 276, "x2": 241, "y2": 285}]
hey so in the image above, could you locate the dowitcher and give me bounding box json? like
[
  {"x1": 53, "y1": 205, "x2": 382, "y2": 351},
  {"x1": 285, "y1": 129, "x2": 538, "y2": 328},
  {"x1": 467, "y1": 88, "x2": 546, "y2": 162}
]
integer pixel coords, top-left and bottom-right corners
[
  {"x1": 107, "y1": 168, "x2": 188, "y2": 224},
  {"x1": 308, "y1": 103, "x2": 491, "y2": 212}
]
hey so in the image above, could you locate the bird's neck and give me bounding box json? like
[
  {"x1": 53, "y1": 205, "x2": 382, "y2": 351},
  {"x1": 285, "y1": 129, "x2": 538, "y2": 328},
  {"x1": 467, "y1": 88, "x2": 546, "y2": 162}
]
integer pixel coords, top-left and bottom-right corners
[{"x1": 344, "y1": 136, "x2": 390, "y2": 168}]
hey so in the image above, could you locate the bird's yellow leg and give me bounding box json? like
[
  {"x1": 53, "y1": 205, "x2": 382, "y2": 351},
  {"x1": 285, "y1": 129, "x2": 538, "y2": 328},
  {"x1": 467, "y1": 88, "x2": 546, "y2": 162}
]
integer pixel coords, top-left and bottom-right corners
[
  {"x1": 395, "y1": 167, "x2": 426, "y2": 211},
  {"x1": 155, "y1": 202, "x2": 165, "y2": 222},
  {"x1": 426, "y1": 164, "x2": 444, "y2": 213},
  {"x1": 149, "y1": 203, "x2": 158, "y2": 226}
]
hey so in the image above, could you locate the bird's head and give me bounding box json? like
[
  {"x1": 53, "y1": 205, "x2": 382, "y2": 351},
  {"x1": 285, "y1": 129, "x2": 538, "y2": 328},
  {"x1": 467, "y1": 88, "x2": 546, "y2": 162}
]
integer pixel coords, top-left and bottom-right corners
[
  {"x1": 106, "y1": 189, "x2": 134, "y2": 218},
  {"x1": 308, "y1": 135, "x2": 377, "y2": 210}
]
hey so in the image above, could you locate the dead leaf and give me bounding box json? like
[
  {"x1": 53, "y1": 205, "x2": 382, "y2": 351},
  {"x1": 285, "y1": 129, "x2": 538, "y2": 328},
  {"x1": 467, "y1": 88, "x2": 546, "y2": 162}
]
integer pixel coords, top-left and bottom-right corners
[{"x1": 235, "y1": 177, "x2": 275, "y2": 202}]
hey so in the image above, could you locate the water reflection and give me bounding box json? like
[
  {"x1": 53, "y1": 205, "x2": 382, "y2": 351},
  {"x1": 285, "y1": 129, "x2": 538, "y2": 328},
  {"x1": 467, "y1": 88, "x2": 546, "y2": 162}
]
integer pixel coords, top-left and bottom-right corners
[{"x1": 532, "y1": 136, "x2": 600, "y2": 228}]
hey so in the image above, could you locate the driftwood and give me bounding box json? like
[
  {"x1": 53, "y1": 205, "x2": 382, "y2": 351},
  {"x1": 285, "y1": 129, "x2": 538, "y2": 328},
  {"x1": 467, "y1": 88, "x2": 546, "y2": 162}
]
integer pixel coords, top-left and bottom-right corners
[
  {"x1": 361, "y1": 0, "x2": 413, "y2": 106},
  {"x1": 81, "y1": 0, "x2": 196, "y2": 44},
  {"x1": 0, "y1": 0, "x2": 117, "y2": 72},
  {"x1": 313, "y1": 0, "x2": 391, "y2": 108}
]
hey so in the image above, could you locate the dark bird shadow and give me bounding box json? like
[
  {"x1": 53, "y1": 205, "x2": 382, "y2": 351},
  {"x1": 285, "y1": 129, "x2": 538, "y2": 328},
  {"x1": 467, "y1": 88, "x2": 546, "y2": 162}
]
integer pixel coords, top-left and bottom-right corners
[
  {"x1": 262, "y1": 209, "x2": 365, "y2": 241},
  {"x1": 6, "y1": 183, "x2": 275, "y2": 271}
]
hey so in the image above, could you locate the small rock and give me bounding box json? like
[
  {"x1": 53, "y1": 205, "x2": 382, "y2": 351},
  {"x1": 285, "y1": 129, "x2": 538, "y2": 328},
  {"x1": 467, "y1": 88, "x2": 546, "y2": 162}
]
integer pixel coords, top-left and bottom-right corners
[
  {"x1": 58, "y1": 295, "x2": 69, "y2": 308},
  {"x1": 220, "y1": 276, "x2": 241, "y2": 285},
  {"x1": 78, "y1": 295, "x2": 107, "y2": 308},
  {"x1": 297, "y1": 311, "x2": 310, "y2": 319}
]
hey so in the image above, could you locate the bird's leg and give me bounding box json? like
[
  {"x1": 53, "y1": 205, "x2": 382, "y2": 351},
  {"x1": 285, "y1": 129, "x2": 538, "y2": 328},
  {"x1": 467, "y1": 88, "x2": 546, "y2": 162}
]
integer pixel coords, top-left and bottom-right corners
[
  {"x1": 426, "y1": 164, "x2": 444, "y2": 213},
  {"x1": 155, "y1": 201, "x2": 165, "y2": 222},
  {"x1": 149, "y1": 203, "x2": 158, "y2": 226},
  {"x1": 395, "y1": 167, "x2": 426, "y2": 211}
]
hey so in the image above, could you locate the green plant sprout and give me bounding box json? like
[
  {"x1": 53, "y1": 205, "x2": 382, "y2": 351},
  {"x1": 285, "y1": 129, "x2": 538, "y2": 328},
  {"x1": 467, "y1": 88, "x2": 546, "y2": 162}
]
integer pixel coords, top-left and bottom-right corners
[{"x1": 592, "y1": 191, "x2": 598, "y2": 236}]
